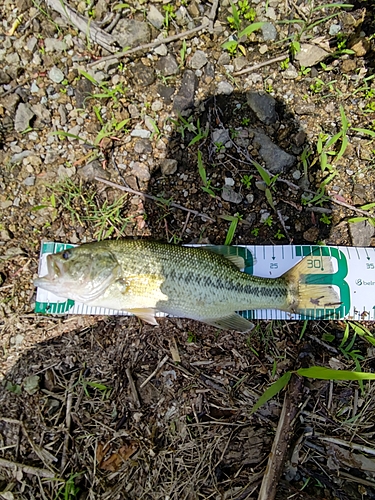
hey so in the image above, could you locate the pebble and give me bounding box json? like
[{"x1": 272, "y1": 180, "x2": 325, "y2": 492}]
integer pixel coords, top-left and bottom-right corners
[
  {"x1": 173, "y1": 70, "x2": 197, "y2": 112},
  {"x1": 262, "y1": 22, "x2": 277, "y2": 40},
  {"x1": 151, "y1": 100, "x2": 163, "y2": 112},
  {"x1": 190, "y1": 50, "x2": 208, "y2": 70},
  {"x1": 130, "y1": 161, "x2": 151, "y2": 181},
  {"x1": 349, "y1": 220, "x2": 375, "y2": 247},
  {"x1": 14, "y1": 103, "x2": 35, "y2": 132},
  {"x1": 147, "y1": 5, "x2": 165, "y2": 29},
  {"x1": 113, "y1": 19, "x2": 150, "y2": 49},
  {"x1": 221, "y1": 186, "x2": 243, "y2": 204},
  {"x1": 134, "y1": 138, "x2": 153, "y2": 154},
  {"x1": 44, "y1": 38, "x2": 67, "y2": 52},
  {"x1": 156, "y1": 54, "x2": 179, "y2": 76},
  {"x1": 295, "y1": 44, "x2": 330, "y2": 67},
  {"x1": 251, "y1": 129, "x2": 296, "y2": 173},
  {"x1": 30, "y1": 81, "x2": 39, "y2": 93},
  {"x1": 77, "y1": 160, "x2": 110, "y2": 181},
  {"x1": 154, "y1": 44, "x2": 168, "y2": 56},
  {"x1": 26, "y1": 36, "x2": 38, "y2": 52},
  {"x1": 160, "y1": 158, "x2": 178, "y2": 176},
  {"x1": 48, "y1": 66, "x2": 65, "y2": 83},
  {"x1": 23, "y1": 176, "x2": 35, "y2": 186},
  {"x1": 247, "y1": 91, "x2": 278, "y2": 125},
  {"x1": 131, "y1": 129, "x2": 151, "y2": 139},
  {"x1": 216, "y1": 81, "x2": 234, "y2": 95},
  {"x1": 212, "y1": 128, "x2": 230, "y2": 145},
  {"x1": 225, "y1": 177, "x2": 235, "y2": 186}
]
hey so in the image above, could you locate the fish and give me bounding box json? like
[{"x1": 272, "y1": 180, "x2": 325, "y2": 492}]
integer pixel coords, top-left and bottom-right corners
[{"x1": 34, "y1": 239, "x2": 340, "y2": 332}]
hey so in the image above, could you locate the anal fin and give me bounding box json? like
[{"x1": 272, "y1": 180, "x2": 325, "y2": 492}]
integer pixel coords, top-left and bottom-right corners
[
  {"x1": 127, "y1": 308, "x2": 159, "y2": 326},
  {"x1": 204, "y1": 313, "x2": 254, "y2": 333}
]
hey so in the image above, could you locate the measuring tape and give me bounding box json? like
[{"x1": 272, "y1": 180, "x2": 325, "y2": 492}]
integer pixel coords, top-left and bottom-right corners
[{"x1": 35, "y1": 242, "x2": 375, "y2": 321}]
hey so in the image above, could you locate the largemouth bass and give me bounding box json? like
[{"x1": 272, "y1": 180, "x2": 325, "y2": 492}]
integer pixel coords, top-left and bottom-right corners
[{"x1": 34, "y1": 239, "x2": 339, "y2": 332}]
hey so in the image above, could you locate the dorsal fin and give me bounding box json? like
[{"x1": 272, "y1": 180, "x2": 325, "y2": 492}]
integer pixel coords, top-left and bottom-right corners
[{"x1": 203, "y1": 245, "x2": 246, "y2": 269}]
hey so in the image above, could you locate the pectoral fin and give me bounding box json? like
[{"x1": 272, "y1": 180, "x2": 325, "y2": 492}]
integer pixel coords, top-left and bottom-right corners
[
  {"x1": 204, "y1": 313, "x2": 255, "y2": 333},
  {"x1": 128, "y1": 308, "x2": 159, "y2": 326}
]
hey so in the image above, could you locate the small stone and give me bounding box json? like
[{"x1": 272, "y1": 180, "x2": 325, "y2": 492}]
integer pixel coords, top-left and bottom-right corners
[
  {"x1": 48, "y1": 66, "x2": 65, "y2": 83},
  {"x1": 160, "y1": 158, "x2": 178, "y2": 176},
  {"x1": 30, "y1": 81, "x2": 39, "y2": 93},
  {"x1": 246, "y1": 193, "x2": 254, "y2": 204},
  {"x1": 190, "y1": 50, "x2": 208, "y2": 70},
  {"x1": 156, "y1": 54, "x2": 179, "y2": 76},
  {"x1": 154, "y1": 44, "x2": 168, "y2": 56},
  {"x1": 218, "y1": 53, "x2": 231, "y2": 66},
  {"x1": 130, "y1": 161, "x2": 150, "y2": 181},
  {"x1": 1, "y1": 229, "x2": 12, "y2": 241},
  {"x1": 292, "y1": 170, "x2": 301, "y2": 180},
  {"x1": 303, "y1": 227, "x2": 320, "y2": 242},
  {"x1": 128, "y1": 104, "x2": 140, "y2": 118},
  {"x1": 112, "y1": 19, "x2": 150, "y2": 49},
  {"x1": 260, "y1": 211, "x2": 271, "y2": 223},
  {"x1": 173, "y1": 70, "x2": 197, "y2": 113},
  {"x1": 350, "y1": 37, "x2": 370, "y2": 57},
  {"x1": 251, "y1": 129, "x2": 296, "y2": 174},
  {"x1": 44, "y1": 38, "x2": 67, "y2": 52},
  {"x1": 247, "y1": 91, "x2": 278, "y2": 124},
  {"x1": 295, "y1": 44, "x2": 330, "y2": 67},
  {"x1": 0, "y1": 69, "x2": 11, "y2": 85},
  {"x1": 132, "y1": 61, "x2": 155, "y2": 86},
  {"x1": 14, "y1": 103, "x2": 35, "y2": 132},
  {"x1": 147, "y1": 5, "x2": 165, "y2": 29},
  {"x1": 23, "y1": 176, "x2": 35, "y2": 186},
  {"x1": 342, "y1": 59, "x2": 357, "y2": 72},
  {"x1": 131, "y1": 129, "x2": 151, "y2": 139},
  {"x1": 233, "y1": 56, "x2": 248, "y2": 72},
  {"x1": 151, "y1": 100, "x2": 163, "y2": 112},
  {"x1": 77, "y1": 160, "x2": 110, "y2": 181},
  {"x1": 349, "y1": 220, "x2": 375, "y2": 247},
  {"x1": 282, "y1": 65, "x2": 299, "y2": 79},
  {"x1": 262, "y1": 22, "x2": 277, "y2": 41},
  {"x1": 212, "y1": 128, "x2": 230, "y2": 145},
  {"x1": 5, "y1": 52, "x2": 20, "y2": 65},
  {"x1": 216, "y1": 81, "x2": 234, "y2": 95},
  {"x1": 221, "y1": 186, "x2": 243, "y2": 204},
  {"x1": 329, "y1": 23, "x2": 341, "y2": 36},
  {"x1": 134, "y1": 138, "x2": 153, "y2": 154},
  {"x1": 26, "y1": 36, "x2": 38, "y2": 52}
]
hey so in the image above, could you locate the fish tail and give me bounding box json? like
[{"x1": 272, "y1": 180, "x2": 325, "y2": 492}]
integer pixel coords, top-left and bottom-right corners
[{"x1": 283, "y1": 252, "x2": 341, "y2": 316}]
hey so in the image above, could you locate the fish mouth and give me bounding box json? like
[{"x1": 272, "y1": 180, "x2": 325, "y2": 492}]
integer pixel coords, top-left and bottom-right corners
[{"x1": 34, "y1": 255, "x2": 62, "y2": 288}]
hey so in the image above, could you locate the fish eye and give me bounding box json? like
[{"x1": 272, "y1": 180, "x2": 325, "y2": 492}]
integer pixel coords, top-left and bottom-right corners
[{"x1": 62, "y1": 250, "x2": 71, "y2": 260}]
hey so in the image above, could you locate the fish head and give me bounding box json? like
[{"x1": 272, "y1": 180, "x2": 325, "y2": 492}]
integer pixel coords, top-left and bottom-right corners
[{"x1": 34, "y1": 245, "x2": 120, "y2": 302}]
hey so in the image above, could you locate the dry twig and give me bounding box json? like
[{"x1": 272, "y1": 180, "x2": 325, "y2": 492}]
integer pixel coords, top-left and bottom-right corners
[
  {"x1": 140, "y1": 355, "x2": 169, "y2": 388},
  {"x1": 89, "y1": 22, "x2": 209, "y2": 67},
  {"x1": 233, "y1": 54, "x2": 289, "y2": 76},
  {"x1": 94, "y1": 176, "x2": 215, "y2": 222},
  {"x1": 126, "y1": 367, "x2": 141, "y2": 408},
  {"x1": 258, "y1": 374, "x2": 303, "y2": 500},
  {"x1": 0, "y1": 457, "x2": 56, "y2": 479}
]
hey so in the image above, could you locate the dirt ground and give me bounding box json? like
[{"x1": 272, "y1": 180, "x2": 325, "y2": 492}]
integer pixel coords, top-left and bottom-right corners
[{"x1": 1, "y1": 0, "x2": 375, "y2": 498}]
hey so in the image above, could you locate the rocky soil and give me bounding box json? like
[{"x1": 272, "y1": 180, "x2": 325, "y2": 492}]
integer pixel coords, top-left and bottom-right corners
[{"x1": 1, "y1": 0, "x2": 375, "y2": 498}]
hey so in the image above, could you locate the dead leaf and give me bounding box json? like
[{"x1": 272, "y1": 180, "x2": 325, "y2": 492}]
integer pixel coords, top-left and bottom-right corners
[{"x1": 99, "y1": 441, "x2": 138, "y2": 471}]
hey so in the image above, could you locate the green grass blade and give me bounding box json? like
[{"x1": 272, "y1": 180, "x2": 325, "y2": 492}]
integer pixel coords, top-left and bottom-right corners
[
  {"x1": 297, "y1": 366, "x2": 375, "y2": 381},
  {"x1": 239, "y1": 22, "x2": 264, "y2": 38},
  {"x1": 250, "y1": 371, "x2": 292, "y2": 414},
  {"x1": 252, "y1": 160, "x2": 271, "y2": 185},
  {"x1": 351, "y1": 127, "x2": 375, "y2": 138}
]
